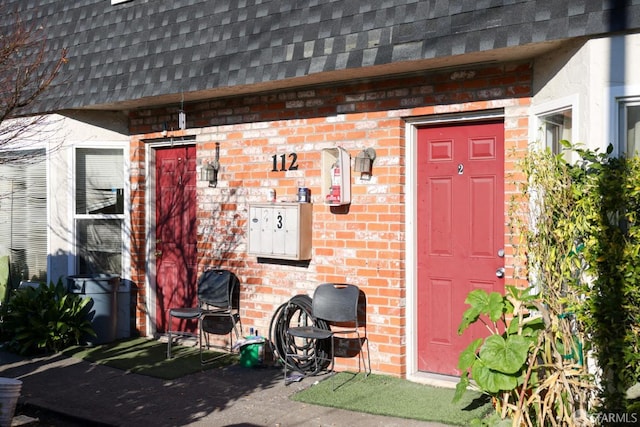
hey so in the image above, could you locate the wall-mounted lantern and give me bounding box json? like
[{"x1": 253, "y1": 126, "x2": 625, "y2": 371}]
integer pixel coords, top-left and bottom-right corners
[
  {"x1": 201, "y1": 142, "x2": 220, "y2": 187},
  {"x1": 354, "y1": 148, "x2": 376, "y2": 180}
]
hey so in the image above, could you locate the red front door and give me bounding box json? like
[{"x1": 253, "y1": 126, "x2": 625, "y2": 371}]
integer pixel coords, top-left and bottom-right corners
[
  {"x1": 155, "y1": 145, "x2": 197, "y2": 333},
  {"x1": 417, "y1": 121, "x2": 505, "y2": 376}
]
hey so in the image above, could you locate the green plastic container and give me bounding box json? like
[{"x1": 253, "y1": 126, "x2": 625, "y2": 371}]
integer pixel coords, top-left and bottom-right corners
[{"x1": 239, "y1": 339, "x2": 264, "y2": 368}]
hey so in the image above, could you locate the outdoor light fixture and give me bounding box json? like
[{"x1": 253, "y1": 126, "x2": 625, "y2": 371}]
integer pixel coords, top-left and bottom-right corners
[
  {"x1": 201, "y1": 142, "x2": 220, "y2": 187},
  {"x1": 354, "y1": 147, "x2": 376, "y2": 179}
]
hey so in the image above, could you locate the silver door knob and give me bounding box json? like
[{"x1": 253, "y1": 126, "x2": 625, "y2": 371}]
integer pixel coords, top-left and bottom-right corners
[{"x1": 496, "y1": 267, "x2": 505, "y2": 278}]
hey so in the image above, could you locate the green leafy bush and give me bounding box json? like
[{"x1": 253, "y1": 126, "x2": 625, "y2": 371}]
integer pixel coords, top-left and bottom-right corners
[
  {"x1": 2, "y1": 280, "x2": 95, "y2": 355},
  {"x1": 454, "y1": 286, "x2": 593, "y2": 425},
  {"x1": 576, "y1": 150, "x2": 640, "y2": 412},
  {"x1": 455, "y1": 287, "x2": 541, "y2": 398},
  {"x1": 454, "y1": 141, "x2": 640, "y2": 424},
  {"x1": 522, "y1": 142, "x2": 640, "y2": 413}
]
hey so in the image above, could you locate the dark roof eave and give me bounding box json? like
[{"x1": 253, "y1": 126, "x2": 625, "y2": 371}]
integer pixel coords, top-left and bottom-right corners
[{"x1": 43, "y1": 39, "x2": 568, "y2": 114}]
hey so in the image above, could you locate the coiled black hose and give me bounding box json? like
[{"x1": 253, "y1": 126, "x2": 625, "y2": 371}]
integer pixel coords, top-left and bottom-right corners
[{"x1": 268, "y1": 294, "x2": 331, "y2": 374}]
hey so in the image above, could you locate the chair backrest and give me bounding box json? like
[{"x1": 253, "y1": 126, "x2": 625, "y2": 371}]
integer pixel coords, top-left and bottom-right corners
[
  {"x1": 197, "y1": 269, "x2": 240, "y2": 309},
  {"x1": 312, "y1": 283, "x2": 360, "y2": 324}
]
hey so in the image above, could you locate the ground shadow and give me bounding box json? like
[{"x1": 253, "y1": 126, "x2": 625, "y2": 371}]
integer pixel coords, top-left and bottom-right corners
[
  {"x1": 0, "y1": 345, "x2": 298, "y2": 427},
  {"x1": 462, "y1": 394, "x2": 491, "y2": 411}
]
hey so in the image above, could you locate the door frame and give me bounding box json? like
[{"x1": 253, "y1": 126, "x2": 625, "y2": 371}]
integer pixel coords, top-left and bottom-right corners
[
  {"x1": 144, "y1": 137, "x2": 197, "y2": 337},
  {"x1": 404, "y1": 109, "x2": 505, "y2": 385}
]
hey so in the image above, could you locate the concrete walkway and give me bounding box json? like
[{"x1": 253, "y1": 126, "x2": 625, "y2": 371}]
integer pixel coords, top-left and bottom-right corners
[{"x1": 0, "y1": 349, "x2": 451, "y2": 427}]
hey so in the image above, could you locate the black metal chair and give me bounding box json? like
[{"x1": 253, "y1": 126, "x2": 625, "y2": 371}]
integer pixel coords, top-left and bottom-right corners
[
  {"x1": 166, "y1": 269, "x2": 242, "y2": 364},
  {"x1": 283, "y1": 283, "x2": 370, "y2": 386}
]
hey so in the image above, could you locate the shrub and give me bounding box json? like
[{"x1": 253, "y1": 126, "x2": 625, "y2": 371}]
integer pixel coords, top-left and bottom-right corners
[
  {"x1": 455, "y1": 142, "x2": 640, "y2": 425},
  {"x1": 523, "y1": 143, "x2": 640, "y2": 413},
  {"x1": 2, "y1": 279, "x2": 95, "y2": 355},
  {"x1": 454, "y1": 286, "x2": 594, "y2": 426}
]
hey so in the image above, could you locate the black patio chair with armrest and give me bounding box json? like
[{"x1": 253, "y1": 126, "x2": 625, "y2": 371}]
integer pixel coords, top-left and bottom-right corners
[
  {"x1": 283, "y1": 283, "x2": 370, "y2": 387},
  {"x1": 167, "y1": 269, "x2": 242, "y2": 364}
]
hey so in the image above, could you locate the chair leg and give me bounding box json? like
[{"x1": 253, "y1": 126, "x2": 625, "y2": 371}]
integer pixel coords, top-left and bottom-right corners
[
  {"x1": 230, "y1": 313, "x2": 241, "y2": 353},
  {"x1": 200, "y1": 317, "x2": 221, "y2": 365},
  {"x1": 329, "y1": 336, "x2": 335, "y2": 374},
  {"x1": 356, "y1": 334, "x2": 371, "y2": 377},
  {"x1": 283, "y1": 331, "x2": 293, "y2": 385},
  {"x1": 200, "y1": 317, "x2": 219, "y2": 365},
  {"x1": 199, "y1": 317, "x2": 204, "y2": 364},
  {"x1": 167, "y1": 316, "x2": 173, "y2": 359},
  {"x1": 283, "y1": 348, "x2": 288, "y2": 384},
  {"x1": 364, "y1": 337, "x2": 371, "y2": 376},
  {"x1": 235, "y1": 315, "x2": 243, "y2": 340},
  {"x1": 200, "y1": 313, "x2": 242, "y2": 365},
  {"x1": 330, "y1": 336, "x2": 338, "y2": 391}
]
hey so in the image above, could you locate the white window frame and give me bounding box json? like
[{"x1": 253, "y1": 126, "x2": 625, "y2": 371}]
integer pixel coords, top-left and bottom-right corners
[
  {"x1": 72, "y1": 143, "x2": 130, "y2": 278},
  {"x1": 530, "y1": 95, "x2": 578, "y2": 154},
  {"x1": 608, "y1": 85, "x2": 640, "y2": 158},
  {"x1": 617, "y1": 96, "x2": 640, "y2": 158}
]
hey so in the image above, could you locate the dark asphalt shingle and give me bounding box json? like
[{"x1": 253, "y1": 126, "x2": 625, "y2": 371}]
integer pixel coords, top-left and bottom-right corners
[{"x1": 0, "y1": 0, "x2": 637, "y2": 113}]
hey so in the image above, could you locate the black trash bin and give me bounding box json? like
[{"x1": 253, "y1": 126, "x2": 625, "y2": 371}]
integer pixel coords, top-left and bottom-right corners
[{"x1": 67, "y1": 274, "x2": 120, "y2": 345}]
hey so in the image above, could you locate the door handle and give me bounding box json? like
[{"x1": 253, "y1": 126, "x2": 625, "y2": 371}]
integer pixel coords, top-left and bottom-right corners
[{"x1": 496, "y1": 267, "x2": 505, "y2": 278}]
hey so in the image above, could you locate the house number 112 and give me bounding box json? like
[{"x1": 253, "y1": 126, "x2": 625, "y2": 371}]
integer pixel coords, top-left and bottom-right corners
[{"x1": 271, "y1": 153, "x2": 298, "y2": 172}]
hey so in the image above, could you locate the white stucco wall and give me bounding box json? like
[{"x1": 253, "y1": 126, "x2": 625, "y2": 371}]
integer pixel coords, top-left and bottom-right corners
[
  {"x1": 1, "y1": 111, "x2": 129, "y2": 284},
  {"x1": 532, "y1": 33, "x2": 640, "y2": 154},
  {"x1": 48, "y1": 111, "x2": 129, "y2": 284}
]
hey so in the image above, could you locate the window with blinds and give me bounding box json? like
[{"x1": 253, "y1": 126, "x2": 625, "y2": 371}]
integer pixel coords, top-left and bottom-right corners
[
  {"x1": 0, "y1": 149, "x2": 47, "y2": 285},
  {"x1": 75, "y1": 148, "x2": 124, "y2": 275}
]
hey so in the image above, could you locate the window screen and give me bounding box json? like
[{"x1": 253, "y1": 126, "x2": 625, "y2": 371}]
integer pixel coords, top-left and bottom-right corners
[
  {"x1": 75, "y1": 148, "x2": 124, "y2": 275},
  {"x1": 76, "y1": 148, "x2": 124, "y2": 215}
]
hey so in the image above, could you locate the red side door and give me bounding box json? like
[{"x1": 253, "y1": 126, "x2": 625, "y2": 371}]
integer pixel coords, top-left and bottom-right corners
[
  {"x1": 155, "y1": 145, "x2": 198, "y2": 333},
  {"x1": 417, "y1": 121, "x2": 505, "y2": 376}
]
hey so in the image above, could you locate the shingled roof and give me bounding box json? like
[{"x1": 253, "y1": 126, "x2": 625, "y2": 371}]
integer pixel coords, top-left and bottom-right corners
[{"x1": 3, "y1": 0, "x2": 640, "y2": 113}]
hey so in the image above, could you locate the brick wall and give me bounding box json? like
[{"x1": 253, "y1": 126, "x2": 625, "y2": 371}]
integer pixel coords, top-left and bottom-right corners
[{"x1": 128, "y1": 62, "x2": 532, "y2": 376}]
